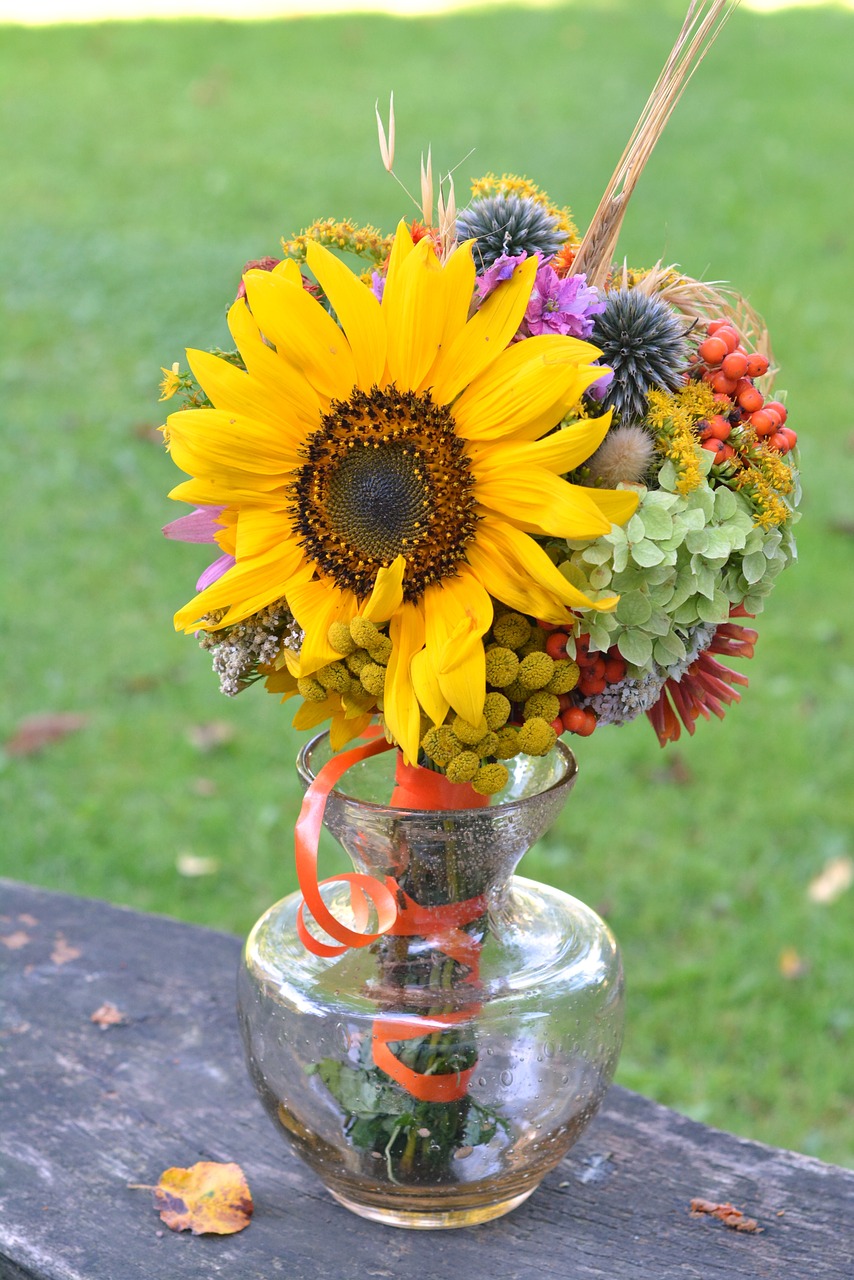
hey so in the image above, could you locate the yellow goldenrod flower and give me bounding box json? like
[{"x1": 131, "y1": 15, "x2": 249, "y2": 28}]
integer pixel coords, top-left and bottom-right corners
[
  {"x1": 159, "y1": 362, "x2": 183, "y2": 401},
  {"x1": 164, "y1": 224, "x2": 637, "y2": 762}
]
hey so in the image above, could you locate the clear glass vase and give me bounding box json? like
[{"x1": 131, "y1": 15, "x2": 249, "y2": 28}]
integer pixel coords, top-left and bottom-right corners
[{"x1": 238, "y1": 733, "x2": 624, "y2": 1229}]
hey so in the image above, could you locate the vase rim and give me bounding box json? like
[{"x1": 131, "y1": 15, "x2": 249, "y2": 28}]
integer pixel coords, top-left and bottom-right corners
[{"x1": 296, "y1": 730, "x2": 578, "y2": 815}]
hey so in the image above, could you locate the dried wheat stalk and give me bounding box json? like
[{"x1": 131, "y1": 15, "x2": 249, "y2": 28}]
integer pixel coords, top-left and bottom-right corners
[{"x1": 573, "y1": 1, "x2": 740, "y2": 290}]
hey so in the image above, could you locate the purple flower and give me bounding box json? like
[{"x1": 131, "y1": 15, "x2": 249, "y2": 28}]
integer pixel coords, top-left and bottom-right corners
[
  {"x1": 587, "y1": 366, "x2": 614, "y2": 402},
  {"x1": 475, "y1": 252, "x2": 528, "y2": 300},
  {"x1": 162, "y1": 506, "x2": 225, "y2": 543},
  {"x1": 524, "y1": 267, "x2": 605, "y2": 339},
  {"x1": 195, "y1": 553, "x2": 236, "y2": 593},
  {"x1": 370, "y1": 271, "x2": 386, "y2": 303}
]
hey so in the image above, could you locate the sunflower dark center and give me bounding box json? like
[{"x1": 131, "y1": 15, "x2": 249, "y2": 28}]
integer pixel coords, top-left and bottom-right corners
[{"x1": 291, "y1": 385, "x2": 479, "y2": 602}]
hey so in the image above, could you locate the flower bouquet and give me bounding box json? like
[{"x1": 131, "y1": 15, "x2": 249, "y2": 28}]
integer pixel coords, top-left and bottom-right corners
[{"x1": 160, "y1": 0, "x2": 799, "y2": 1227}]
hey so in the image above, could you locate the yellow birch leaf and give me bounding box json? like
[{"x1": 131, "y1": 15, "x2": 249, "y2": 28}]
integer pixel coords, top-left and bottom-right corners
[{"x1": 152, "y1": 1161, "x2": 253, "y2": 1235}]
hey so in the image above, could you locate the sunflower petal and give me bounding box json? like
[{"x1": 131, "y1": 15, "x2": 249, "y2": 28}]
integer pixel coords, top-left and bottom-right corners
[
  {"x1": 423, "y1": 572, "x2": 492, "y2": 725},
  {"x1": 164, "y1": 408, "x2": 297, "y2": 484},
  {"x1": 242, "y1": 269, "x2": 357, "y2": 404},
  {"x1": 452, "y1": 335, "x2": 604, "y2": 442},
  {"x1": 384, "y1": 602, "x2": 425, "y2": 765},
  {"x1": 383, "y1": 236, "x2": 446, "y2": 390},
  {"x1": 428, "y1": 254, "x2": 538, "y2": 405},
  {"x1": 174, "y1": 540, "x2": 306, "y2": 633},
  {"x1": 227, "y1": 299, "x2": 322, "y2": 434},
  {"x1": 288, "y1": 576, "x2": 358, "y2": 674},
  {"x1": 186, "y1": 348, "x2": 305, "y2": 449},
  {"x1": 570, "y1": 484, "x2": 640, "y2": 525},
  {"x1": 410, "y1": 647, "x2": 449, "y2": 727},
  {"x1": 360, "y1": 555, "x2": 405, "y2": 623},
  {"x1": 475, "y1": 470, "x2": 615, "y2": 539},
  {"x1": 468, "y1": 518, "x2": 618, "y2": 615},
  {"x1": 306, "y1": 242, "x2": 387, "y2": 389},
  {"x1": 471, "y1": 411, "x2": 614, "y2": 476}
]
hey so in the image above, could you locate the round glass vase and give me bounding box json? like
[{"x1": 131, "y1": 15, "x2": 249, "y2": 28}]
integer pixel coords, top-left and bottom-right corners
[{"x1": 238, "y1": 733, "x2": 624, "y2": 1230}]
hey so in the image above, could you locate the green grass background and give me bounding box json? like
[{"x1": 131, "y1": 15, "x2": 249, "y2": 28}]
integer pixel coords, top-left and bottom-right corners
[{"x1": 1, "y1": 0, "x2": 852, "y2": 1166}]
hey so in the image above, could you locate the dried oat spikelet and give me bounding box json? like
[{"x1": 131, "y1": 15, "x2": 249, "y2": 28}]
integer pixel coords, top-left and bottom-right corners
[{"x1": 574, "y1": 1, "x2": 741, "y2": 289}]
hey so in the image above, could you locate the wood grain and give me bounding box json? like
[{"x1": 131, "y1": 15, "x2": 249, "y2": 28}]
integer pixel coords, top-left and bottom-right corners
[{"x1": 2, "y1": 878, "x2": 852, "y2": 1279}]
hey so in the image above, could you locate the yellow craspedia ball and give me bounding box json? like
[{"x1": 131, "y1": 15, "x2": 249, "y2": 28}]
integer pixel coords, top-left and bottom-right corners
[
  {"x1": 518, "y1": 627, "x2": 547, "y2": 656},
  {"x1": 517, "y1": 652, "x2": 555, "y2": 690},
  {"x1": 350, "y1": 617, "x2": 382, "y2": 649},
  {"x1": 359, "y1": 663, "x2": 387, "y2": 696},
  {"x1": 484, "y1": 646, "x2": 520, "y2": 688},
  {"x1": 517, "y1": 716, "x2": 557, "y2": 756},
  {"x1": 327, "y1": 622, "x2": 356, "y2": 656},
  {"x1": 492, "y1": 612, "x2": 531, "y2": 649},
  {"x1": 472, "y1": 763, "x2": 509, "y2": 796},
  {"x1": 368, "y1": 634, "x2": 393, "y2": 665},
  {"x1": 421, "y1": 725, "x2": 462, "y2": 767},
  {"x1": 477, "y1": 730, "x2": 500, "y2": 758},
  {"x1": 346, "y1": 648, "x2": 370, "y2": 675},
  {"x1": 316, "y1": 660, "x2": 351, "y2": 693},
  {"x1": 483, "y1": 691, "x2": 511, "y2": 730},
  {"x1": 452, "y1": 714, "x2": 489, "y2": 746},
  {"x1": 445, "y1": 751, "x2": 480, "y2": 784},
  {"x1": 524, "y1": 692, "x2": 561, "y2": 723},
  {"x1": 546, "y1": 660, "x2": 580, "y2": 694},
  {"x1": 493, "y1": 725, "x2": 521, "y2": 759},
  {"x1": 297, "y1": 676, "x2": 327, "y2": 703}
]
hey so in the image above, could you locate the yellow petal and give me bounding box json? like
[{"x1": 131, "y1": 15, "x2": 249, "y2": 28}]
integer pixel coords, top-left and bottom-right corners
[
  {"x1": 227, "y1": 298, "x2": 322, "y2": 434},
  {"x1": 329, "y1": 708, "x2": 373, "y2": 751},
  {"x1": 452, "y1": 335, "x2": 603, "y2": 443},
  {"x1": 423, "y1": 572, "x2": 492, "y2": 725},
  {"x1": 383, "y1": 236, "x2": 446, "y2": 390},
  {"x1": 186, "y1": 348, "x2": 304, "y2": 450},
  {"x1": 471, "y1": 411, "x2": 614, "y2": 476},
  {"x1": 287, "y1": 576, "x2": 358, "y2": 674},
  {"x1": 360, "y1": 555, "x2": 405, "y2": 624},
  {"x1": 475, "y1": 470, "x2": 614, "y2": 539},
  {"x1": 305, "y1": 242, "x2": 387, "y2": 390},
  {"x1": 234, "y1": 507, "x2": 292, "y2": 560},
  {"x1": 164, "y1": 408, "x2": 296, "y2": 486},
  {"x1": 242, "y1": 269, "x2": 357, "y2": 404},
  {"x1": 168, "y1": 477, "x2": 287, "y2": 510},
  {"x1": 570, "y1": 484, "x2": 639, "y2": 526},
  {"x1": 428, "y1": 254, "x2": 538, "y2": 405},
  {"x1": 410, "y1": 648, "x2": 449, "y2": 727},
  {"x1": 174, "y1": 540, "x2": 306, "y2": 633},
  {"x1": 468, "y1": 518, "x2": 618, "y2": 616},
  {"x1": 384, "y1": 602, "x2": 425, "y2": 765}
]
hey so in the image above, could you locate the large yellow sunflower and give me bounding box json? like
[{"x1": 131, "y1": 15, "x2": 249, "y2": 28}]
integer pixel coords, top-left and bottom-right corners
[{"x1": 164, "y1": 224, "x2": 637, "y2": 762}]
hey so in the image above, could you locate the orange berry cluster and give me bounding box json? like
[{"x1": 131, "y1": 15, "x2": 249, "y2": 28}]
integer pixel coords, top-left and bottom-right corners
[
  {"x1": 694, "y1": 320, "x2": 796, "y2": 460},
  {"x1": 541, "y1": 627, "x2": 626, "y2": 737}
]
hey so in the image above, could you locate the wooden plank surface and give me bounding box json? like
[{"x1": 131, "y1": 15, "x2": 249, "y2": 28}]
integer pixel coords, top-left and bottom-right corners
[{"x1": 1, "y1": 877, "x2": 852, "y2": 1279}]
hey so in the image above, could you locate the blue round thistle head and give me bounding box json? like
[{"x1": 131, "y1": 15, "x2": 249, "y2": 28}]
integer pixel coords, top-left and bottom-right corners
[
  {"x1": 455, "y1": 194, "x2": 567, "y2": 269},
  {"x1": 590, "y1": 287, "x2": 689, "y2": 423}
]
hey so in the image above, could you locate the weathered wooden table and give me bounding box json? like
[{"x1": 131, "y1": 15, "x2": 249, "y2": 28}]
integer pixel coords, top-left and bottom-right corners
[{"x1": 1, "y1": 878, "x2": 851, "y2": 1279}]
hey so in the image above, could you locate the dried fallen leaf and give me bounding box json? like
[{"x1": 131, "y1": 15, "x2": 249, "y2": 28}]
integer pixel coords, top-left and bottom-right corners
[
  {"x1": 1, "y1": 931, "x2": 31, "y2": 950},
  {"x1": 690, "y1": 1198, "x2": 762, "y2": 1233},
  {"x1": 176, "y1": 852, "x2": 220, "y2": 878},
  {"x1": 5, "y1": 712, "x2": 89, "y2": 757},
  {"x1": 808, "y1": 855, "x2": 853, "y2": 905},
  {"x1": 51, "y1": 933, "x2": 81, "y2": 966},
  {"x1": 778, "y1": 947, "x2": 809, "y2": 980},
  {"x1": 149, "y1": 1162, "x2": 253, "y2": 1235},
  {"x1": 91, "y1": 1003, "x2": 126, "y2": 1030}
]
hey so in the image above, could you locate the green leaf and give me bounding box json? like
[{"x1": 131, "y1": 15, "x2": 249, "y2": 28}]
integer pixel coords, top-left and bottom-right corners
[
  {"x1": 742, "y1": 550, "x2": 768, "y2": 584},
  {"x1": 654, "y1": 632, "x2": 687, "y2": 664},
  {"x1": 631, "y1": 539, "x2": 666, "y2": 567},
  {"x1": 615, "y1": 591, "x2": 653, "y2": 626},
  {"x1": 617, "y1": 630, "x2": 653, "y2": 668},
  {"x1": 639, "y1": 504, "x2": 674, "y2": 540},
  {"x1": 627, "y1": 513, "x2": 646, "y2": 542},
  {"x1": 685, "y1": 528, "x2": 709, "y2": 555},
  {"x1": 713, "y1": 487, "x2": 738, "y2": 521},
  {"x1": 704, "y1": 528, "x2": 734, "y2": 560}
]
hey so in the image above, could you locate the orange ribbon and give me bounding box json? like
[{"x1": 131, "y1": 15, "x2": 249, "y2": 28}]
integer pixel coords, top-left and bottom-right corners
[{"x1": 295, "y1": 733, "x2": 489, "y2": 1101}]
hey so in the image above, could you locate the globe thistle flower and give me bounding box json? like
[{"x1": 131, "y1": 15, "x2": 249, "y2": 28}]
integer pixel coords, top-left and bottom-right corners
[
  {"x1": 590, "y1": 287, "x2": 689, "y2": 422},
  {"x1": 456, "y1": 194, "x2": 567, "y2": 270}
]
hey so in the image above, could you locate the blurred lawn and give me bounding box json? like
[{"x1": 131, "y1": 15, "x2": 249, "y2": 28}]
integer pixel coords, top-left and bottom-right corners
[{"x1": 1, "y1": 1, "x2": 852, "y2": 1165}]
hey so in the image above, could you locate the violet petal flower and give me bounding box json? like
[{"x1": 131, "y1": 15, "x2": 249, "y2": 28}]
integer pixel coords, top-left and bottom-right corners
[
  {"x1": 524, "y1": 268, "x2": 605, "y2": 339},
  {"x1": 196, "y1": 553, "x2": 236, "y2": 593},
  {"x1": 475, "y1": 252, "x2": 528, "y2": 300},
  {"x1": 162, "y1": 506, "x2": 225, "y2": 544},
  {"x1": 587, "y1": 366, "x2": 615, "y2": 401},
  {"x1": 370, "y1": 271, "x2": 386, "y2": 303}
]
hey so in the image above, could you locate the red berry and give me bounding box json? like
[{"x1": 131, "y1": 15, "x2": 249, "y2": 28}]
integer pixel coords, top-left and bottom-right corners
[
  {"x1": 561, "y1": 707, "x2": 587, "y2": 734},
  {"x1": 721, "y1": 352, "x2": 749, "y2": 380},
  {"x1": 750, "y1": 408, "x2": 777, "y2": 437},
  {"x1": 708, "y1": 369, "x2": 739, "y2": 395},
  {"x1": 737, "y1": 384, "x2": 764, "y2": 414},
  {"x1": 707, "y1": 319, "x2": 729, "y2": 335},
  {"x1": 702, "y1": 438, "x2": 726, "y2": 458},
  {"x1": 746, "y1": 352, "x2": 770, "y2": 378},
  {"x1": 603, "y1": 655, "x2": 626, "y2": 683},
  {"x1": 765, "y1": 399, "x2": 788, "y2": 425},
  {"x1": 578, "y1": 673, "x2": 606, "y2": 697},
  {"x1": 714, "y1": 326, "x2": 740, "y2": 354},
  {"x1": 707, "y1": 414, "x2": 731, "y2": 441},
  {"x1": 698, "y1": 336, "x2": 728, "y2": 365},
  {"x1": 550, "y1": 716, "x2": 565, "y2": 736},
  {"x1": 545, "y1": 631, "x2": 569, "y2": 660},
  {"x1": 778, "y1": 426, "x2": 798, "y2": 449},
  {"x1": 768, "y1": 431, "x2": 789, "y2": 452}
]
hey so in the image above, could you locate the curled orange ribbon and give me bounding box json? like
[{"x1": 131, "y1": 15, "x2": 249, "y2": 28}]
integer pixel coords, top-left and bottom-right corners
[{"x1": 295, "y1": 733, "x2": 489, "y2": 1100}]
